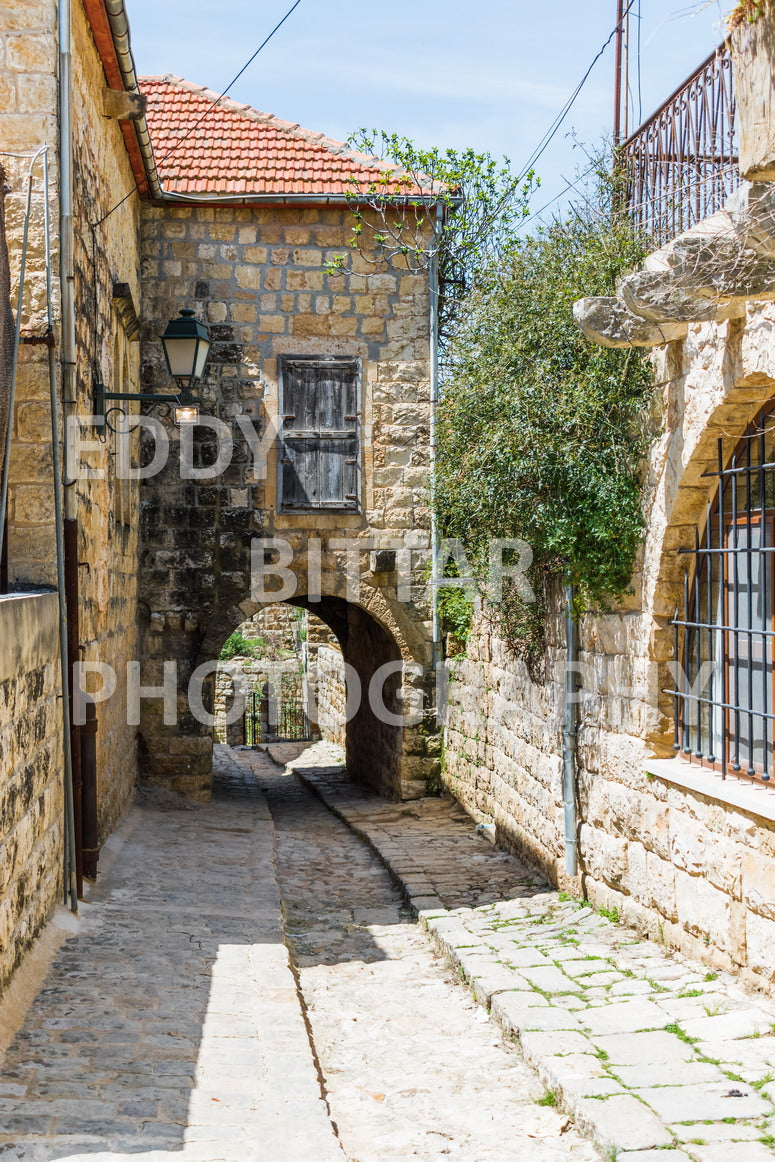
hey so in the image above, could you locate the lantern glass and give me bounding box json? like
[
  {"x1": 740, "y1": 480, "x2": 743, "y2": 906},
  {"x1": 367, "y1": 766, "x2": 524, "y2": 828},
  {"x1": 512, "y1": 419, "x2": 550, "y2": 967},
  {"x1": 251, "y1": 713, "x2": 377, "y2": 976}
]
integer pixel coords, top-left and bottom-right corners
[
  {"x1": 193, "y1": 336, "x2": 210, "y2": 379},
  {"x1": 160, "y1": 309, "x2": 211, "y2": 384}
]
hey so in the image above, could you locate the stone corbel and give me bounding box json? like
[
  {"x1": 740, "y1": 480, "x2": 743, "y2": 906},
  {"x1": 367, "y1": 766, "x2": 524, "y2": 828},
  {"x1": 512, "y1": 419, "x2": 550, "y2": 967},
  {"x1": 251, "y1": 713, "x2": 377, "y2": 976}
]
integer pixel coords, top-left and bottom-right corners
[
  {"x1": 575, "y1": 181, "x2": 775, "y2": 348},
  {"x1": 573, "y1": 297, "x2": 689, "y2": 349},
  {"x1": 102, "y1": 88, "x2": 146, "y2": 122},
  {"x1": 112, "y1": 282, "x2": 140, "y2": 340}
]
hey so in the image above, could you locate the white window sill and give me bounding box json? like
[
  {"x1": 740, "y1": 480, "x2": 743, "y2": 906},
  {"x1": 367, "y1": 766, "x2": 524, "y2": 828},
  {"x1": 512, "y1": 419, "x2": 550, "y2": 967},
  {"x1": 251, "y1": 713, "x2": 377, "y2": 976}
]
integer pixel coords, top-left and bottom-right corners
[{"x1": 645, "y1": 757, "x2": 775, "y2": 822}]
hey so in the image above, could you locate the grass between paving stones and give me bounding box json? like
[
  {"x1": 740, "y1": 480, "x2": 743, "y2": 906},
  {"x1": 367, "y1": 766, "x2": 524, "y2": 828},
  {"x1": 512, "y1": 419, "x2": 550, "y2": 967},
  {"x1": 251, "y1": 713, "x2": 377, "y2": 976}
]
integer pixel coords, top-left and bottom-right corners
[{"x1": 307, "y1": 773, "x2": 775, "y2": 1159}]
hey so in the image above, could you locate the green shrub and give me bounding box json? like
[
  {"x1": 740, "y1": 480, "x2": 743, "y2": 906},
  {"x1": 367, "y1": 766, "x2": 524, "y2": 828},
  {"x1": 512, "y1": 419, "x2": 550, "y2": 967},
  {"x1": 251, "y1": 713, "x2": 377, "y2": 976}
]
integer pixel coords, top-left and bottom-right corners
[
  {"x1": 436, "y1": 163, "x2": 654, "y2": 661},
  {"x1": 219, "y1": 632, "x2": 257, "y2": 660}
]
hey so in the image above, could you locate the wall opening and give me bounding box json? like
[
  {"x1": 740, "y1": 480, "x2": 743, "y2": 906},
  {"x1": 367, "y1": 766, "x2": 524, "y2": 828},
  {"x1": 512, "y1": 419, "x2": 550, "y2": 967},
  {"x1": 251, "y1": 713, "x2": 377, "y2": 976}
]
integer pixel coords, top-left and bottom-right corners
[
  {"x1": 210, "y1": 597, "x2": 407, "y2": 797},
  {"x1": 214, "y1": 603, "x2": 346, "y2": 750}
]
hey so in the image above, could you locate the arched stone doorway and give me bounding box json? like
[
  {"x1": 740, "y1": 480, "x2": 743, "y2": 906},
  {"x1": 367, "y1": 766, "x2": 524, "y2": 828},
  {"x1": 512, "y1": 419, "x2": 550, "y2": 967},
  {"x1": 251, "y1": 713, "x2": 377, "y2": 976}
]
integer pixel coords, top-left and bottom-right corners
[
  {"x1": 213, "y1": 603, "x2": 344, "y2": 748},
  {"x1": 138, "y1": 591, "x2": 438, "y2": 803}
]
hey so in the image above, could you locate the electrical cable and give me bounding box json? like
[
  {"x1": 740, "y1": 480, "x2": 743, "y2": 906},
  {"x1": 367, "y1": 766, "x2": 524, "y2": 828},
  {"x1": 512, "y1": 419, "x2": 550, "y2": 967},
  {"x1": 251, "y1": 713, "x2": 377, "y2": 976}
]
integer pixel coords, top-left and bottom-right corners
[
  {"x1": 637, "y1": 0, "x2": 643, "y2": 125},
  {"x1": 515, "y1": 0, "x2": 637, "y2": 183},
  {"x1": 92, "y1": 0, "x2": 304, "y2": 228},
  {"x1": 515, "y1": 162, "x2": 598, "y2": 233}
]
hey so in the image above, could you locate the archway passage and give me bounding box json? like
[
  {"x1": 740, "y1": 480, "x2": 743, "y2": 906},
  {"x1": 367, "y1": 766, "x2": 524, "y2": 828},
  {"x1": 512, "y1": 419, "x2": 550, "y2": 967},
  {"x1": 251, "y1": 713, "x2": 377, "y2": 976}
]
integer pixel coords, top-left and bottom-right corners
[
  {"x1": 284, "y1": 596, "x2": 405, "y2": 799},
  {"x1": 304, "y1": 597, "x2": 404, "y2": 798},
  {"x1": 138, "y1": 594, "x2": 437, "y2": 803},
  {"x1": 214, "y1": 603, "x2": 344, "y2": 748}
]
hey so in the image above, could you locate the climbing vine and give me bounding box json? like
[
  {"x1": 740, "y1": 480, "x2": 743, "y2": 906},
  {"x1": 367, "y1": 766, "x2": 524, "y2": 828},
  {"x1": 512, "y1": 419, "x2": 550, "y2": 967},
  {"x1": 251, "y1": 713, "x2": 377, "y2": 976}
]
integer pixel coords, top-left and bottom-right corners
[
  {"x1": 729, "y1": 0, "x2": 767, "y2": 28},
  {"x1": 435, "y1": 164, "x2": 654, "y2": 663}
]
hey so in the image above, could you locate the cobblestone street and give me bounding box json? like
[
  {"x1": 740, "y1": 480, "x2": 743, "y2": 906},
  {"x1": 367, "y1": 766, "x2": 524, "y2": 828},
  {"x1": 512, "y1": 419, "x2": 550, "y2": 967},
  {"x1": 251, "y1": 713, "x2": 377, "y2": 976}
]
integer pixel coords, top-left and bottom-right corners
[
  {"x1": 3, "y1": 739, "x2": 775, "y2": 1160},
  {"x1": 291, "y1": 744, "x2": 775, "y2": 1161},
  {"x1": 0, "y1": 746, "x2": 597, "y2": 1162},
  {"x1": 246, "y1": 749, "x2": 597, "y2": 1162}
]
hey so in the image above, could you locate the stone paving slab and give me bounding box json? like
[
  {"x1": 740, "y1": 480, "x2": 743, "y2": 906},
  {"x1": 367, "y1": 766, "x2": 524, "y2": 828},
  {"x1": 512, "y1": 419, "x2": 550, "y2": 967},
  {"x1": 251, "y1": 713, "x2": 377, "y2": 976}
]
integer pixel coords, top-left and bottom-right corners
[
  {"x1": 293, "y1": 743, "x2": 775, "y2": 1161},
  {"x1": 0, "y1": 748, "x2": 344, "y2": 1162},
  {"x1": 235, "y1": 745, "x2": 601, "y2": 1162}
]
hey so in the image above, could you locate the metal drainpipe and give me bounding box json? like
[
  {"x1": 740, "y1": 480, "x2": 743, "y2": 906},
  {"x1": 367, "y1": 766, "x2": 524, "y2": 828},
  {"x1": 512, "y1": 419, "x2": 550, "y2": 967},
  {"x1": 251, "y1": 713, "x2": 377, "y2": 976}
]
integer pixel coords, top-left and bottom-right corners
[
  {"x1": 429, "y1": 202, "x2": 443, "y2": 689},
  {"x1": 56, "y1": 0, "x2": 78, "y2": 912},
  {"x1": 64, "y1": 515, "x2": 83, "y2": 896},
  {"x1": 59, "y1": 0, "x2": 76, "y2": 420},
  {"x1": 562, "y1": 584, "x2": 579, "y2": 877}
]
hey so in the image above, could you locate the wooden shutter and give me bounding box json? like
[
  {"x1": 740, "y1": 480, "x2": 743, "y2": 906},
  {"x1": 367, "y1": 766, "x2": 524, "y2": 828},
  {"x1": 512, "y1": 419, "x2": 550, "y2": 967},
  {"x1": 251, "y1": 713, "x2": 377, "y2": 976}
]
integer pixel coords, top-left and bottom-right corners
[{"x1": 279, "y1": 357, "x2": 360, "y2": 510}]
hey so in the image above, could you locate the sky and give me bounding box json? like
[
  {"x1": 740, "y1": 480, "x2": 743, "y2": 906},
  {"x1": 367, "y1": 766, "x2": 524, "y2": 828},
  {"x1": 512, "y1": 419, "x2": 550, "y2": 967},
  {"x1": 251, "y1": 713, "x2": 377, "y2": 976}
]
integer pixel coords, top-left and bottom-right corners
[{"x1": 125, "y1": 0, "x2": 729, "y2": 221}]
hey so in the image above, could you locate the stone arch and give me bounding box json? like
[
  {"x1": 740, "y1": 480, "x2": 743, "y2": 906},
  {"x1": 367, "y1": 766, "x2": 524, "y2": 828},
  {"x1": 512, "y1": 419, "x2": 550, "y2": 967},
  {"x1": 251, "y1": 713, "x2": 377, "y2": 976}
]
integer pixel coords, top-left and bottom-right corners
[
  {"x1": 647, "y1": 368, "x2": 775, "y2": 754},
  {"x1": 138, "y1": 581, "x2": 438, "y2": 803},
  {"x1": 214, "y1": 594, "x2": 432, "y2": 800}
]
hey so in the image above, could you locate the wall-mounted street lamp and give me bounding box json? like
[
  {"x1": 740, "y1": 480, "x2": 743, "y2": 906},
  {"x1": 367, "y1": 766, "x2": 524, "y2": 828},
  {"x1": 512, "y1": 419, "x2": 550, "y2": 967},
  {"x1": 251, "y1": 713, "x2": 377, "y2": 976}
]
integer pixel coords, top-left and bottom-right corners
[{"x1": 94, "y1": 308, "x2": 211, "y2": 428}]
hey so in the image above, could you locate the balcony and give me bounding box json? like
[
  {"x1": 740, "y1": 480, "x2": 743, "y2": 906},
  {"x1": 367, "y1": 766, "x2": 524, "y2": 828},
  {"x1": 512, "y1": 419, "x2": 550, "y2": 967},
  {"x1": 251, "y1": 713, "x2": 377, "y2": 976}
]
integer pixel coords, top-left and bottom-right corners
[{"x1": 621, "y1": 41, "x2": 740, "y2": 247}]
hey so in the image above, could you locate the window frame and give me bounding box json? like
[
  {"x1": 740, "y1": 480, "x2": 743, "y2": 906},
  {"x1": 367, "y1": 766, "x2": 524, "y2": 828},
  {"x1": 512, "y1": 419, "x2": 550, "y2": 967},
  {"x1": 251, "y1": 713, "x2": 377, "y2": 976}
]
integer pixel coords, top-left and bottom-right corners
[
  {"x1": 670, "y1": 404, "x2": 775, "y2": 786},
  {"x1": 276, "y1": 354, "x2": 362, "y2": 514}
]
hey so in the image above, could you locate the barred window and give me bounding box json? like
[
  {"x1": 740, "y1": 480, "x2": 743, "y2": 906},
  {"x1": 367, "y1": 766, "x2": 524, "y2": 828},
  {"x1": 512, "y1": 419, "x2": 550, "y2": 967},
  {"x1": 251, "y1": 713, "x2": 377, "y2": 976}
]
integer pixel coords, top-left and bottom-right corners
[{"x1": 670, "y1": 403, "x2": 775, "y2": 783}]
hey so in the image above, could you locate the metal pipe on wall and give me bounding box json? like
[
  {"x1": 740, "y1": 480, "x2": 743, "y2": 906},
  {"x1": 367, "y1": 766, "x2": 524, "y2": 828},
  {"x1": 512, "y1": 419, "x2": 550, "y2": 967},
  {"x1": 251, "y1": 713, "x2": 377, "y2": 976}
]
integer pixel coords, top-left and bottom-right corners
[
  {"x1": 429, "y1": 202, "x2": 444, "y2": 695},
  {"x1": 55, "y1": 0, "x2": 79, "y2": 911},
  {"x1": 64, "y1": 516, "x2": 83, "y2": 897},
  {"x1": 59, "y1": 0, "x2": 76, "y2": 421},
  {"x1": 562, "y1": 584, "x2": 579, "y2": 877},
  {"x1": 81, "y1": 700, "x2": 99, "y2": 879}
]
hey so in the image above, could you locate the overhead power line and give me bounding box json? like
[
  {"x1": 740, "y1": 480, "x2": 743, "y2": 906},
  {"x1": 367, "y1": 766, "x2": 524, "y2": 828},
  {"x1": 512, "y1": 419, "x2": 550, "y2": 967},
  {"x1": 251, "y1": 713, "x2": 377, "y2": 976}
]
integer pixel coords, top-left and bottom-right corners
[
  {"x1": 515, "y1": 162, "x2": 598, "y2": 234},
  {"x1": 94, "y1": 0, "x2": 304, "y2": 227},
  {"x1": 515, "y1": 0, "x2": 637, "y2": 184}
]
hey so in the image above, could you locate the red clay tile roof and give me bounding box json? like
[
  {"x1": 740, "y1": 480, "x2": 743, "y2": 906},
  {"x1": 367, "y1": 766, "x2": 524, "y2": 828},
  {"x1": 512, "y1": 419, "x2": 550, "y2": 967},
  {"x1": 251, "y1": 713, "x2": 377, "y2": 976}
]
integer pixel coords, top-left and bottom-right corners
[{"x1": 140, "y1": 75, "x2": 431, "y2": 200}]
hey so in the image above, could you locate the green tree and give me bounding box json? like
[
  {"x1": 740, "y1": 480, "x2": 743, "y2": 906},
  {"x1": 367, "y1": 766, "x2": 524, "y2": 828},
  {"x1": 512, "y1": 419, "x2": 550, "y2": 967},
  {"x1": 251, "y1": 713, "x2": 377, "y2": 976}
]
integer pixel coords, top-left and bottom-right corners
[
  {"x1": 335, "y1": 130, "x2": 536, "y2": 342},
  {"x1": 435, "y1": 164, "x2": 654, "y2": 659}
]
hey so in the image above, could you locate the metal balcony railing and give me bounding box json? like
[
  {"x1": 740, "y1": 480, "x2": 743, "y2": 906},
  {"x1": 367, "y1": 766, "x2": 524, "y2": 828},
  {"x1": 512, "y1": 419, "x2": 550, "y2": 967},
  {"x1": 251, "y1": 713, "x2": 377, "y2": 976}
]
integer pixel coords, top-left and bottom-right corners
[{"x1": 621, "y1": 40, "x2": 740, "y2": 247}]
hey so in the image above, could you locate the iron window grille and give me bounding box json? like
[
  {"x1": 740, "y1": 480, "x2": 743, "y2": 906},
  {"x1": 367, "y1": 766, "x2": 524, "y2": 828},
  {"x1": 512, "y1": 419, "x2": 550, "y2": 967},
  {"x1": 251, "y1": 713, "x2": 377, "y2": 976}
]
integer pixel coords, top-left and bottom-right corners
[{"x1": 668, "y1": 403, "x2": 775, "y2": 783}]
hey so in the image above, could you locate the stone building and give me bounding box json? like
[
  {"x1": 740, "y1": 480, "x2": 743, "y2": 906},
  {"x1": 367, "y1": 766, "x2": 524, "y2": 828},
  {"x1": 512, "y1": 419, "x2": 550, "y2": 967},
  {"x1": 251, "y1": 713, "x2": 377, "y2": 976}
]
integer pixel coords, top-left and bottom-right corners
[
  {"x1": 136, "y1": 75, "x2": 438, "y2": 802},
  {"x1": 0, "y1": 0, "x2": 437, "y2": 995},
  {"x1": 0, "y1": 0, "x2": 146, "y2": 990},
  {"x1": 443, "y1": 22, "x2": 775, "y2": 990}
]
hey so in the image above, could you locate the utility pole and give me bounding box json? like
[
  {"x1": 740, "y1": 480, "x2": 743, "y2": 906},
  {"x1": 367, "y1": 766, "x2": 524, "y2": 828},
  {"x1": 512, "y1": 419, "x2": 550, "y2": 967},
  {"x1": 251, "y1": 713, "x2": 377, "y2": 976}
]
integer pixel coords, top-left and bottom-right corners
[{"x1": 613, "y1": 0, "x2": 630, "y2": 147}]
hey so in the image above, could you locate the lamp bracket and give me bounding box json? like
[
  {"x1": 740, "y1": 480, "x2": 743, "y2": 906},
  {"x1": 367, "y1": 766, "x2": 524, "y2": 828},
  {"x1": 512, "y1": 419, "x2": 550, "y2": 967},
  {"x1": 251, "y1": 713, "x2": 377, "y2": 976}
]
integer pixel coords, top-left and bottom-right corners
[{"x1": 92, "y1": 380, "x2": 202, "y2": 429}]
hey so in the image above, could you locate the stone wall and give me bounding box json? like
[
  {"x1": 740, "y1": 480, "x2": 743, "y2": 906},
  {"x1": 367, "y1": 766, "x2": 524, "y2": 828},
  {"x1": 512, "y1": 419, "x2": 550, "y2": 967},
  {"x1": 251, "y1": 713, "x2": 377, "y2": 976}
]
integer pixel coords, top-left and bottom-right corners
[
  {"x1": 138, "y1": 202, "x2": 437, "y2": 800},
  {"x1": 444, "y1": 304, "x2": 775, "y2": 992},
  {"x1": 0, "y1": 0, "x2": 141, "y2": 848},
  {"x1": 0, "y1": 592, "x2": 63, "y2": 993},
  {"x1": 236, "y1": 604, "x2": 303, "y2": 655},
  {"x1": 313, "y1": 645, "x2": 346, "y2": 748},
  {"x1": 214, "y1": 659, "x2": 263, "y2": 745},
  {"x1": 70, "y1": 0, "x2": 142, "y2": 841},
  {"x1": 1, "y1": 0, "x2": 58, "y2": 587}
]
